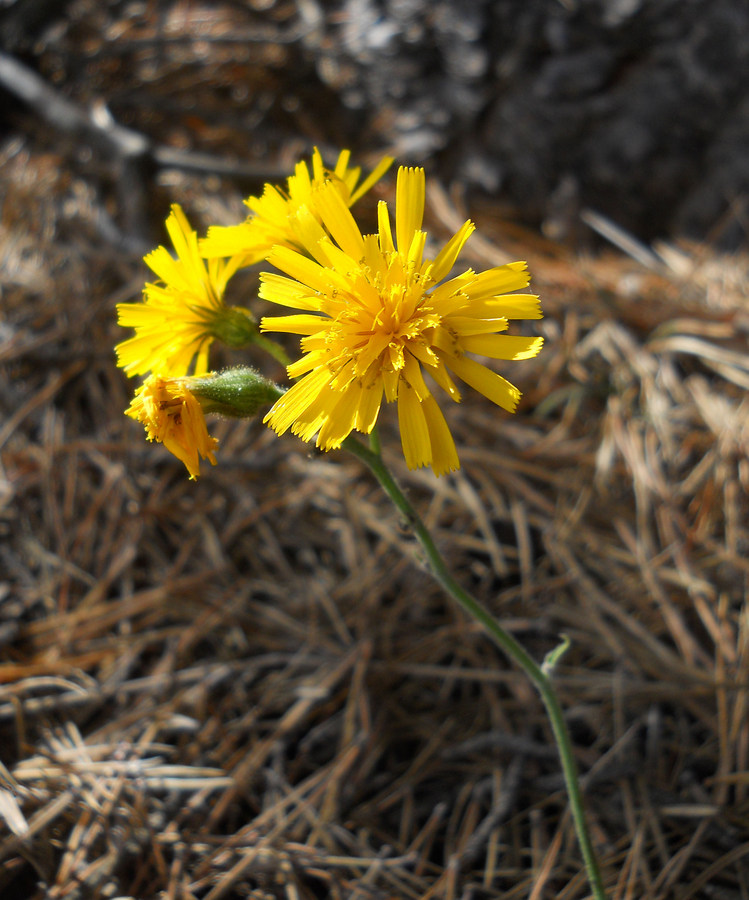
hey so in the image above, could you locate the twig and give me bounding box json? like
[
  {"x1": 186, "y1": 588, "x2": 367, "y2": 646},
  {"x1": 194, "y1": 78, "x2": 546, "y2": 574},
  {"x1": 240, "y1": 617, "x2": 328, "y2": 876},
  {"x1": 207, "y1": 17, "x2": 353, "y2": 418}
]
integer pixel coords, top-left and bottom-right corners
[
  {"x1": 581, "y1": 207, "x2": 667, "y2": 271},
  {"x1": 0, "y1": 50, "x2": 285, "y2": 237}
]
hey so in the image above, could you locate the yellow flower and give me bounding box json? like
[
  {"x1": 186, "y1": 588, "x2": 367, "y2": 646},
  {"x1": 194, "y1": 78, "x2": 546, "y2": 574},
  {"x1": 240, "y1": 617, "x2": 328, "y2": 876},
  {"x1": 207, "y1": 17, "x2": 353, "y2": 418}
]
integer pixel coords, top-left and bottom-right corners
[
  {"x1": 126, "y1": 374, "x2": 218, "y2": 479},
  {"x1": 116, "y1": 205, "x2": 246, "y2": 378},
  {"x1": 259, "y1": 166, "x2": 543, "y2": 475},
  {"x1": 200, "y1": 148, "x2": 393, "y2": 266}
]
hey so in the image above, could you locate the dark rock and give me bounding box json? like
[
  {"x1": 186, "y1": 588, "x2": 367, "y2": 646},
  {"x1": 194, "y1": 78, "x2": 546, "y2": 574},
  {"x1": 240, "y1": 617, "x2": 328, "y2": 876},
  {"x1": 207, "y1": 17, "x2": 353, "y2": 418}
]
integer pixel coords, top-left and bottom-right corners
[{"x1": 311, "y1": 0, "x2": 749, "y2": 245}]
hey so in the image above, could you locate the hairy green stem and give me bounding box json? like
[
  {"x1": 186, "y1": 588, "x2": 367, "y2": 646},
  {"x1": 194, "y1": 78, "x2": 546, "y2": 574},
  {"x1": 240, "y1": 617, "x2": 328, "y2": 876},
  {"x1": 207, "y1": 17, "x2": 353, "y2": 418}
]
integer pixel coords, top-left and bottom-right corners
[{"x1": 343, "y1": 435, "x2": 606, "y2": 899}]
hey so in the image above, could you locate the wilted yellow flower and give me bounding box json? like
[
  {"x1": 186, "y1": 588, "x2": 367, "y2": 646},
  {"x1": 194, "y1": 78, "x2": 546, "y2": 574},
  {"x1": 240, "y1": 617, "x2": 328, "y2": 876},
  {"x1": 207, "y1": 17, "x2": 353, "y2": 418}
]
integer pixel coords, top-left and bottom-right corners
[
  {"x1": 259, "y1": 166, "x2": 543, "y2": 475},
  {"x1": 200, "y1": 148, "x2": 393, "y2": 266},
  {"x1": 116, "y1": 205, "x2": 248, "y2": 378},
  {"x1": 126, "y1": 374, "x2": 218, "y2": 479}
]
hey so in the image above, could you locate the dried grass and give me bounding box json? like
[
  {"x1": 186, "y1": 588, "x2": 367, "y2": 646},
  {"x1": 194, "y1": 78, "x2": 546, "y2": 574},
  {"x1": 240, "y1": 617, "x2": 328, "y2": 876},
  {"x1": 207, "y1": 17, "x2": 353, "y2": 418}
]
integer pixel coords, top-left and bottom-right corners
[{"x1": 2, "y1": 8, "x2": 749, "y2": 899}]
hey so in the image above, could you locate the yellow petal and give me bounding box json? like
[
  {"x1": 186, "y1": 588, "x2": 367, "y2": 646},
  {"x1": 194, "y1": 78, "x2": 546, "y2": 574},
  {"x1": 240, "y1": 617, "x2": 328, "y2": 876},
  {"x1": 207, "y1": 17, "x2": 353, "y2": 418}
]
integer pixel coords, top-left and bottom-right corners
[
  {"x1": 264, "y1": 367, "x2": 330, "y2": 435},
  {"x1": 208, "y1": 235, "x2": 274, "y2": 268},
  {"x1": 407, "y1": 230, "x2": 427, "y2": 268},
  {"x1": 466, "y1": 294, "x2": 542, "y2": 320},
  {"x1": 317, "y1": 384, "x2": 363, "y2": 449},
  {"x1": 316, "y1": 236, "x2": 361, "y2": 275},
  {"x1": 332, "y1": 148, "x2": 351, "y2": 180},
  {"x1": 395, "y1": 167, "x2": 425, "y2": 255},
  {"x1": 311, "y1": 146, "x2": 325, "y2": 182},
  {"x1": 445, "y1": 353, "x2": 522, "y2": 412},
  {"x1": 438, "y1": 316, "x2": 508, "y2": 336},
  {"x1": 421, "y1": 395, "x2": 459, "y2": 476},
  {"x1": 260, "y1": 314, "x2": 324, "y2": 335},
  {"x1": 266, "y1": 246, "x2": 342, "y2": 295},
  {"x1": 429, "y1": 220, "x2": 475, "y2": 283},
  {"x1": 377, "y1": 200, "x2": 394, "y2": 254},
  {"x1": 458, "y1": 334, "x2": 544, "y2": 360},
  {"x1": 349, "y1": 155, "x2": 394, "y2": 205},
  {"x1": 397, "y1": 382, "x2": 431, "y2": 470},
  {"x1": 293, "y1": 383, "x2": 338, "y2": 442},
  {"x1": 355, "y1": 379, "x2": 383, "y2": 433},
  {"x1": 464, "y1": 262, "x2": 530, "y2": 299},
  {"x1": 290, "y1": 204, "x2": 330, "y2": 265},
  {"x1": 165, "y1": 205, "x2": 198, "y2": 270},
  {"x1": 144, "y1": 247, "x2": 194, "y2": 294},
  {"x1": 312, "y1": 182, "x2": 365, "y2": 260},
  {"x1": 403, "y1": 351, "x2": 430, "y2": 401},
  {"x1": 259, "y1": 273, "x2": 321, "y2": 310}
]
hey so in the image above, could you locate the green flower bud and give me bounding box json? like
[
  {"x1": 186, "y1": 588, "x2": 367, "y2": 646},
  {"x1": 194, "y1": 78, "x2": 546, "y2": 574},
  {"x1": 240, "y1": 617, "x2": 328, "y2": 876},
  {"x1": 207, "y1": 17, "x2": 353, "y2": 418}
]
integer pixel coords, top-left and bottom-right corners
[{"x1": 189, "y1": 367, "x2": 284, "y2": 418}]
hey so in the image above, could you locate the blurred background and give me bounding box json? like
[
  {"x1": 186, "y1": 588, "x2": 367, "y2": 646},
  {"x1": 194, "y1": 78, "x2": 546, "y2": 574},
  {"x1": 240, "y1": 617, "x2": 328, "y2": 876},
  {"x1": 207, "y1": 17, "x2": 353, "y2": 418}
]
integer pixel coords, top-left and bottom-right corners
[{"x1": 1, "y1": 0, "x2": 747, "y2": 248}]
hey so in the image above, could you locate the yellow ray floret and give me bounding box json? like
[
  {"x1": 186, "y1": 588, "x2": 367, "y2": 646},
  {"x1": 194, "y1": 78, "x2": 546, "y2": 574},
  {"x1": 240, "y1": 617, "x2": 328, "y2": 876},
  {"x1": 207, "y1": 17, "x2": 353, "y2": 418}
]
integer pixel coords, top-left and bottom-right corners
[
  {"x1": 126, "y1": 374, "x2": 218, "y2": 479},
  {"x1": 116, "y1": 205, "x2": 243, "y2": 378},
  {"x1": 200, "y1": 148, "x2": 393, "y2": 266},
  {"x1": 259, "y1": 166, "x2": 544, "y2": 476}
]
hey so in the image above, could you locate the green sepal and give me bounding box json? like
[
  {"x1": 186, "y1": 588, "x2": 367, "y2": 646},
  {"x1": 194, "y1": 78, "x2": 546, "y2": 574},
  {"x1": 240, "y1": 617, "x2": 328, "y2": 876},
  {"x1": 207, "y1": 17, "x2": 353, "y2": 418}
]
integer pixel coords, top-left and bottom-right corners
[{"x1": 210, "y1": 306, "x2": 259, "y2": 349}]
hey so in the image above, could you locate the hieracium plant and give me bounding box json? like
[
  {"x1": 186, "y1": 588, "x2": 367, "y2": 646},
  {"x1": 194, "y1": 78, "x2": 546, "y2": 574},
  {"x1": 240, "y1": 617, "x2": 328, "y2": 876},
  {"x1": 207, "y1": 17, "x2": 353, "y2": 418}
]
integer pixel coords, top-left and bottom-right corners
[{"x1": 116, "y1": 149, "x2": 607, "y2": 898}]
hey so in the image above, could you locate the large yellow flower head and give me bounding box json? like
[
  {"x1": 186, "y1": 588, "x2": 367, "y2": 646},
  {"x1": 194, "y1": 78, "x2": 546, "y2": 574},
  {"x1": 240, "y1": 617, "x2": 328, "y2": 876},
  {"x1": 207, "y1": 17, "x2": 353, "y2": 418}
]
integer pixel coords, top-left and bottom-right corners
[
  {"x1": 200, "y1": 148, "x2": 393, "y2": 266},
  {"x1": 259, "y1": 166, "x2": 543, "y2": 475},
  {"x1": 126, "y1": 374, "x2": 218, "y2": 479},
  {"x1": 116, "y1": 205, "x2": 246, "y2": 378}
]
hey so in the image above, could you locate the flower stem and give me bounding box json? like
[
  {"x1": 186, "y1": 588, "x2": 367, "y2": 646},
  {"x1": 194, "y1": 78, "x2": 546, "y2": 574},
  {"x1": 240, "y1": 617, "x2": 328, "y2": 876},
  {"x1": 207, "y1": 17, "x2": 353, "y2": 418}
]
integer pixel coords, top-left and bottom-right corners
[
  {"x1": 252, "y1": 333, "x2": 292, "y2": 368},
  {"x1": 342, "y1": 435, "x2": 607, "y2": 900}
]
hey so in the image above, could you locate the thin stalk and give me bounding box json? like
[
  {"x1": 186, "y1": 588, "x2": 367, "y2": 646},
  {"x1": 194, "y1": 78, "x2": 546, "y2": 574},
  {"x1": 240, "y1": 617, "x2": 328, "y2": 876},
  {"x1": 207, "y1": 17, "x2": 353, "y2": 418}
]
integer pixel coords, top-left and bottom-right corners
[
  {"x1": 342, "y1": 435, "x2": 607, "y2": 900},
  {"x1": 250, "y1": 333, "x2": 292, "y2": 367}
]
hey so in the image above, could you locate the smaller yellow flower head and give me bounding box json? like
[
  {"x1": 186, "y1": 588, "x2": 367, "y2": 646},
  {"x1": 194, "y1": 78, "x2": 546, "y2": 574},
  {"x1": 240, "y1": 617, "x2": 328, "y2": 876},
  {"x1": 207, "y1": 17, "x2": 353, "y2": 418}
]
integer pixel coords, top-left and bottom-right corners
[
  {"x1": 126, "y1": 374, "x2": 218, "y2": 479},
  {"x1": 200, "y1": 148, "x2": 393, "y2": 266},
  {"x1": 116, "y1": 205, "x2": 244, "y2": 378},
  {"x1": 259, "y1": 166, "x2": 543, "y2": 475}
]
